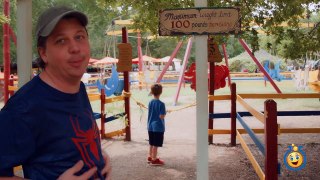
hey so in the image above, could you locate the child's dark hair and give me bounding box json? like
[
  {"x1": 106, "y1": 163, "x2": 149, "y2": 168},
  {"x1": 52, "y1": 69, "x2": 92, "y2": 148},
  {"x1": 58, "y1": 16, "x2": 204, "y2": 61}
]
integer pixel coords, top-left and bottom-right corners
[{"x1": 151, "y1": 83, "x2": 162, "y2": 96}]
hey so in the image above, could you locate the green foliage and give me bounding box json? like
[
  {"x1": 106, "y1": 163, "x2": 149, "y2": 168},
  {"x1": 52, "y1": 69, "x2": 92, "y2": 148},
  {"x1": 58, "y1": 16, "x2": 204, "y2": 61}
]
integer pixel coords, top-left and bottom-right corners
[
  {"x1": 229, "y1": 60, "x2": 241, "y2": 72},
  {"x1": 1, "y1": 0, "x2": 319, "y2": 68},
  {"x1": 0, "y1": 14, "x2": 10, "y2": 24}
]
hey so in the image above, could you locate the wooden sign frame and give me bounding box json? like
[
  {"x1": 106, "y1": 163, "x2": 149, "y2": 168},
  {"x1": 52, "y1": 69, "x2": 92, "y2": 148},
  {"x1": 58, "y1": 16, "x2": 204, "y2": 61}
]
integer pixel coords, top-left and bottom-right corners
[{"x1": 159, "y1": 7, "x2": 241, "y2": 36}]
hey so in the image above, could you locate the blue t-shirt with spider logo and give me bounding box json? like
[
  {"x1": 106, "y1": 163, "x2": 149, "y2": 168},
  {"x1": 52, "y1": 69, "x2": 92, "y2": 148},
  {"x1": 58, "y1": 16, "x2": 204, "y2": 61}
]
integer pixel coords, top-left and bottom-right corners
[{"x1": 0, "y1": 76, "x2": 105, "y2": 179}]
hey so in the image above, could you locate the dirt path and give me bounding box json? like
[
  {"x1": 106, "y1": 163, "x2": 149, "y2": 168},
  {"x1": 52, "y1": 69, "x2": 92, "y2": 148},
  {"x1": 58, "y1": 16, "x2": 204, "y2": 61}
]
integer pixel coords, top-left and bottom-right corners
[
  {"x1": 103, "y1": 100, "x2": 320, "y2": 180},
  {"x1": 1, "y1": 85, "x2": 319, "y2": 179}
]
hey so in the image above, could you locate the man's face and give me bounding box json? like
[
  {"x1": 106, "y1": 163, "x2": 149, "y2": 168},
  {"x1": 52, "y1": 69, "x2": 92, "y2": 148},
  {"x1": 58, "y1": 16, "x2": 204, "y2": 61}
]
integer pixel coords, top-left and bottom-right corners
[{"x1": 38, "y1": 18, "x2": 90, "y2": 80}]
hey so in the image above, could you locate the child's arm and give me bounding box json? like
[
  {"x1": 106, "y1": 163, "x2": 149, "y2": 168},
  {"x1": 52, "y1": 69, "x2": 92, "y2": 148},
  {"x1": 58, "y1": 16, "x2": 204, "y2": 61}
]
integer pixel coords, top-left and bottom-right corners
[
  {"x1": 159, "y1": 102, "x2": 166, "y2": 120},
  {"x1": 159, "y1": 114, "x2": 166, "y2": 120}
]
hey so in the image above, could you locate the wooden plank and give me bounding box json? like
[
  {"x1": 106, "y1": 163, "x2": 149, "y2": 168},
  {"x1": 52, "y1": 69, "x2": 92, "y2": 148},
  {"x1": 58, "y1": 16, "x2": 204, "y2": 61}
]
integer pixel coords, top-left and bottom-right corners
[
  {"x1": 106, "y1": 29, "x2": 137, "y2": 36},
  {"x1": 237, "y1": 95, "x2": 264, "y2": 123},
  {"x1": 208, "y1": 129, "x2": 230, "y2": 134},
  {"x1": 209, "y1": 128, "x2": 320, "y2": 135},
  {"x1": 8, "y1": 85, "x2": 18, "y2": 91},
  {"x1": 208, "y1": 128, "x2": 266, "y2": 135},
  {"x1": 88, "y1": 94, "x2": 100, "y2": 101},
  {"x1": 104, "y1": 95, "x2": 125, "y2": 103},
  {"x1": 104, "y1": 129, "x2": 126, "y2": 138},
  {"x1": 280, "y1": 128, "x2": 320, "y2": 133},
  {"x1": 238, "y1": 93, "x2": 320, "y2": 99},
  {"x1": 237, "y1": 130, "x2": 265, "y2": 180},
  {"x1": 208, "y1": 95, "x2": 231, "y2": 101}
]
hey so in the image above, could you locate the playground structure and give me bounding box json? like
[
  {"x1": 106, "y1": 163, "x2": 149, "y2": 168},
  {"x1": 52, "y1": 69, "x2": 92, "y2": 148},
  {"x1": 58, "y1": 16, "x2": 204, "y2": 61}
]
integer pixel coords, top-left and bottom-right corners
[
  {"x1": 88, "y1": 89, "x2": 129, "y2": 139},
  {"x1": 308, "y1": 69, "x2": 320, "y2": 92},
  {"x1": 293, "y1": 65, "x2": 320, "y2": 92},
  {"x1": 208, "y1": 83, "x2": 320, "y2": 179},
  {"x1": 3, "y1": 3, "x2": 319, "y2": 179}
]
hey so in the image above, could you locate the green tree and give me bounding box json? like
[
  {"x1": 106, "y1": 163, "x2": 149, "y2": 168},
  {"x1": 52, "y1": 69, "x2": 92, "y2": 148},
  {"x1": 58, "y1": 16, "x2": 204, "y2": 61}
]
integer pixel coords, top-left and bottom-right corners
[
  {"x1": 2, "y1": 1, "x2": 320, "y2": 68},
  {"x1": 102, "y1": 0, "x2": 320, "y2": 61}
]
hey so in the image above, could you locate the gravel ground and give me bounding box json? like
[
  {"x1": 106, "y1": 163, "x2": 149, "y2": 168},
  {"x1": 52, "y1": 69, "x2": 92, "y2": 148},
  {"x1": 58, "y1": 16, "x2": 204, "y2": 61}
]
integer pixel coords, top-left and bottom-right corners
[
  {"x1": 2, "y1": 81, "x2": 319, "y2": 180},
  {"x1": 104, "y1": 102, "x2": 320, "y2": 180}
]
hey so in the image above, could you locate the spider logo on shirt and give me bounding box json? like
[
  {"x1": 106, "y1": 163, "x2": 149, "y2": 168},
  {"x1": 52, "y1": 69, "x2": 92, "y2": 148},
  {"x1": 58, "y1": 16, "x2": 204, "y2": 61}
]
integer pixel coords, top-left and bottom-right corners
[{"x1": 70, "y1": 111, "x2": 101, "y2": 168}]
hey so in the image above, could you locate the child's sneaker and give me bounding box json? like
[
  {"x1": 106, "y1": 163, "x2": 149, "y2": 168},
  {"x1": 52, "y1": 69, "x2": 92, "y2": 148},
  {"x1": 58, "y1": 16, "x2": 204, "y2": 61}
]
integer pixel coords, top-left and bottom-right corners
[
  {"x1": 147, "y1": 157, "x2": 152, "y2": 163},
  {"x1": 150, "y1": 158, "x2": 164, "y2": 166}
]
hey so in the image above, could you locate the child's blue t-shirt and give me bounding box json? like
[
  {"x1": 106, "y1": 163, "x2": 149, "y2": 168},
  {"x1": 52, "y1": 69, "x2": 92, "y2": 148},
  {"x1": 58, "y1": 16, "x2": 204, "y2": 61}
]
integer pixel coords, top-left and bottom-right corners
[
  {"x1": 0, "y1": 76, "x2": 105, "y2": 179},
  {"x1": 147, "y1": 99, "x2": 166, "y2": 132}
]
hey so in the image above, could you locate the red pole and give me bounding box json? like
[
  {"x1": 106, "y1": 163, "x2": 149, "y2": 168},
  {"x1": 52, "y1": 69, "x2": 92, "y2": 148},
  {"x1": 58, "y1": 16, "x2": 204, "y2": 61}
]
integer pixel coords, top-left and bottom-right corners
[
  {"x1": 137, "y1": 31, "x2": 143, "y2": 71},
  {"x1": 208, "y1": 61, "x2": 214, "y2": 144},
  {"x1": 222, "y1": 44, "x2": 232, "y2": 87},
  {"x1": 238, "y1": 39, "x2": 282, "y2": 93},
  {"x1": 3, "y1": 0, "x2": 10, "y2": 103},
  {"x1": 100, "y1": 89, "x2": 106, "y2": 138},
  {"x1": 9, "y1": 74, "x2": 14, "y2": 97},
  {"x1": 264, "y1": 99, "x2": 278, "y2": 180},
  {"x1": 122, "y1": 27, "x2": 131, "y2": 141},
  {"x1": 208, "y1": 37, "x2": 215, "y2": 144},
  {"x1": 156, "y1": 41, "x2": 183, "y2": 83},
  {"x1": 173, "y1": 37, "x2": 192, "y2": 106},
  {"x1": 230, "y1": 83, "x2": 236, "y2": 146},
  {"x1": 137, "y1": 31, "x2": 143, "y2": 90},
  {"x1": 9, "y1": 26, "x2": 17, "y2": 46}
]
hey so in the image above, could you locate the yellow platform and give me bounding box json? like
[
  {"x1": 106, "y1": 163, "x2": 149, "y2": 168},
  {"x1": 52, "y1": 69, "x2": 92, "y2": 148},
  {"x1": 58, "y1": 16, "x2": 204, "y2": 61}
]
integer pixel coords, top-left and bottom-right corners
[{"x1": 308, "y1": 70, "x2": 320, "y2": 93}]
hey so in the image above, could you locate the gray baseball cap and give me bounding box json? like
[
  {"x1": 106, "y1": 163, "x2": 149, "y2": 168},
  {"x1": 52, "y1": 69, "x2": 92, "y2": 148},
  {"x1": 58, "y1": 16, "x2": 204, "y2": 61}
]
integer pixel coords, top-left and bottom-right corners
[{"x1": 36, "y1": 6, "x2": 88, "y2": 40}]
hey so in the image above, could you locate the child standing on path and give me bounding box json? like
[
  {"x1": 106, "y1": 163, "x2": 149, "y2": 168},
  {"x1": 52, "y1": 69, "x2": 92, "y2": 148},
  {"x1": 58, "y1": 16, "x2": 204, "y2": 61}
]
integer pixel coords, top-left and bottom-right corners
[{"x1": 147, "y1": 83, "x2": 166, "y2": 165}]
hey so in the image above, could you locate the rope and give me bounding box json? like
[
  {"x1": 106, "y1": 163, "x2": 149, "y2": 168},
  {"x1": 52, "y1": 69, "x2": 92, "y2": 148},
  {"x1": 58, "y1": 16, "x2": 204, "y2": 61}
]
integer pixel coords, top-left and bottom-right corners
[
  {"x1": 123, "y1": 91, "x2": 196, "y2": 113},
  {"x1": 130, "y1": 95, "x2": 148, "y2": 109},
  {"x1": 166, "y1": 102, "x2": 196, "y2": 113},
  {"x1": 122, "y1": 91, "x2": 132, "y2": 98},
  {"x1": 123, "y1": 92, "x2": 147, "y2": 122}
]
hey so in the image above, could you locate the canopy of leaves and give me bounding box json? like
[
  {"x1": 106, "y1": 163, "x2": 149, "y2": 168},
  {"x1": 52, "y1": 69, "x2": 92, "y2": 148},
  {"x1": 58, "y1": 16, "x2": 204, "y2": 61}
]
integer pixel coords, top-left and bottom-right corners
[
  {"x1": 1, "y1": 0, "x2": 319, "y2": 68},
  {"x1": 103, "y1": 0, "x2": 320, "y2": 62}
]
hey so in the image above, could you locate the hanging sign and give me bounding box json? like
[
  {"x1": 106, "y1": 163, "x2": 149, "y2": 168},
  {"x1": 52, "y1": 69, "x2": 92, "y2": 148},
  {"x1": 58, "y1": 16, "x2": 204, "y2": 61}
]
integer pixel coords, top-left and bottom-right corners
[
  {"x1": 117, "y1": 43, "x2": 132, "y2": 72},
  {"x1": 159, "y1": 7, "x2": 241, "y2": 36},
  {"x1": 208, "y1": 39, "x2": 222, "y2": 62}
]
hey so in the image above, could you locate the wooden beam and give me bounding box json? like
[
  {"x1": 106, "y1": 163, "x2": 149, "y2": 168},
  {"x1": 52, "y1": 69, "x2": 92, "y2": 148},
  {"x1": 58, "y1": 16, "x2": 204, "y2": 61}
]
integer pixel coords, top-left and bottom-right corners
[
  {"x1": 208, "y1": 95, "x2": 231, "y2": 101},
  {"x1": 208, "y1": 128, "x2": 265, "y2": 135},
  {"x1": 88, "y1": 94, "x2": 100, "y2": 101},
  {"x1": 106, "y1": 29, "x2": 137, "y2": 36},
  {"x1": 209, "y1": 128, "x2": 320, "y2": 135},
  {"x1": 113, "y1": 19, "x2": 134, "y2": 25},
  {"x1": 280, "y1": 128, "x2": 320, "y2": 133},
  {"x1": 104, "y1": 95, "x2": 125, "y2": 103},
  {"x1": 237, "y1": 130, "x2": 265, "y2": 180},
  {"x1": 237, "y1": 95, "x2": 264, "y2": 123},
  {"x1": 238, "y1": 93, "x2": 320, "y2": 99},
  {"x1": 104, "y1": 129, "x2": 126, "y2": 138}
]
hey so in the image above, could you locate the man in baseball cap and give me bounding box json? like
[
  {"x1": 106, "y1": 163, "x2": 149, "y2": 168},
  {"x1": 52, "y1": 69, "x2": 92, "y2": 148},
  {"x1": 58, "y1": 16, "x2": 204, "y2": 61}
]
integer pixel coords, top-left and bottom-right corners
[
  {"x1": 36, "y1": 6, "x2": 88, "y2": 69},
  {"x1": 36, "y1": 6, "x2": 88, "y2": 40},
  {"x1": 0, "y1": 6, "x2": 111, "y2": 179}
]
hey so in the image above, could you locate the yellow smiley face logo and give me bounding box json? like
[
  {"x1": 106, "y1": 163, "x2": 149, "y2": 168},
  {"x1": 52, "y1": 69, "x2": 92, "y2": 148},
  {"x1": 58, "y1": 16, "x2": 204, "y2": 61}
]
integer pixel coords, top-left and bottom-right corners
[{"x1": 286, "y1": 151, "x2": 303, "y2": 168}]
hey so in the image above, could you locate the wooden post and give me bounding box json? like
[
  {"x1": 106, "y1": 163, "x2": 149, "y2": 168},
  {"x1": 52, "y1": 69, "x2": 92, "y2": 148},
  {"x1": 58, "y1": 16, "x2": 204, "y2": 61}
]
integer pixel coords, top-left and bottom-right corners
[
  {"x1": 230, "y1": 83, "x2": 237, "y2": 146},
  {"x1": 100, "y1": 89, "x2": 106, "y2": 138},
  {"x1": 9, "y1": 74, "x2": 14, "y2": 97},
  {"x1": 122, "y1": 27, "x2": 131, "y2": 141},
  {"x1": 208, "y1": 61, "x2": 214, "y2": 144},
  {"x1": 208, "y1": 37, "x2": 215, "y2": 144},
  {"x1": 3, "y1": 0, "x2": 10, "y2": 103},
  {"x1": 264, "y1": 99, "x2": 278, "y2": 180}
]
